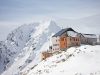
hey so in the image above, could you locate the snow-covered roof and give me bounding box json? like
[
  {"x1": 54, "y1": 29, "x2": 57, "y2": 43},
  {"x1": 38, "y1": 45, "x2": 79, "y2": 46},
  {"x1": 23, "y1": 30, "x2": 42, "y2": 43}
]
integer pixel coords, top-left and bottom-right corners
[
  {"x1": 83, "y1": 34, "x2": 97, "y2": 38},
  {"x1": 52, "y1": 28, "x2": 76, "y2": 37},
  {"x1": 67, "y1": 31, "x2": 78, "y2": 37}
]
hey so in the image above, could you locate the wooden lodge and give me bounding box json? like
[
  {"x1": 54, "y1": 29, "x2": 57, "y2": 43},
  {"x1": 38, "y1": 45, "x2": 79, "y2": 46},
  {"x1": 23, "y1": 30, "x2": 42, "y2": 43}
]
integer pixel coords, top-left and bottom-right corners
[
  {"x1": 51, "y1": 28, "x2": 80, "y2": 52},
  {"x1": 41, "y1": 28, "x2": 98, "y2": 60}
]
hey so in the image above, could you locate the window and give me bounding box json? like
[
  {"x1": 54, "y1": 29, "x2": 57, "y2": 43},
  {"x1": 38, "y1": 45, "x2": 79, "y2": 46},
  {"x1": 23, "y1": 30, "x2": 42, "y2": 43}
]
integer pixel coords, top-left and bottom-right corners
[
  {"x1": 74, "y1": 38, "x2": 76, "y2": 41},
  {"x1": 76, "y1": 38, "x2": 77, "y2": 41},
  {"x1": 53, "y1": 44, "x2": 59, "y2": 46},
  {"x1": 76, "y1": 38, "x2": 79, "y2": 41},
  {"x1": 70, "y1": 38, "x2": 71, "y2": 41},
  {"x1": 56, "y1": 40, "x2": 57, "y2": 42},
  {"x1": 77, "y1": 38, "x2": 78, "y2": 41}
]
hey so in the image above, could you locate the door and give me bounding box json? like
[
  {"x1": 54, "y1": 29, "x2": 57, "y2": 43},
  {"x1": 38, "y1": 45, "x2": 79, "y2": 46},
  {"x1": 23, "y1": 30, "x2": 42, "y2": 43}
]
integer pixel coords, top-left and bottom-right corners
[{"x1": 60, "y1": 37, "x2": 67, "y2": 49}]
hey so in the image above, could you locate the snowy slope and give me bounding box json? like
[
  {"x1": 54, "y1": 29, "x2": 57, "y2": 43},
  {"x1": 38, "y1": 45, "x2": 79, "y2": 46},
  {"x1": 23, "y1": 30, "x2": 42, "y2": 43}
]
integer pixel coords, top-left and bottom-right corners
[
  {"x1": 1, "y1": 20, "x2": 61, "y2": 75},
  {"x1": 27, "y1": 45, "x2": 100, "y2": 75}
]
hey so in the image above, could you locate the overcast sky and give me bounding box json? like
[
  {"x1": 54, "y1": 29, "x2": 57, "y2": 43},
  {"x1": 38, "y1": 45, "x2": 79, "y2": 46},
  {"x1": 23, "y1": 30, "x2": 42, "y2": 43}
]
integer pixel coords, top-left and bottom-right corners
[
  {"x1": 0, "y1": 0, "x2": 100, "y2": 23},
  {"x1": 0, "y1": 0, "x2": 100, "y2": 41}
]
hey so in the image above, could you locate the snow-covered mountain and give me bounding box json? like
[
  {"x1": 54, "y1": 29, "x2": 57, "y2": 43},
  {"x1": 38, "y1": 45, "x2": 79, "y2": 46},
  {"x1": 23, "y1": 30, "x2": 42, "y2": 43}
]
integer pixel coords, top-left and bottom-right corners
[
  {"x1": 0, "y1": 19, "x2": 100, "y2": 75},
  {"x1": 0, "y1": 20, "x2": 61, "y2": 75},
  {"x1": 0, "y1": 22, "x2": 39, "y2": 74}
]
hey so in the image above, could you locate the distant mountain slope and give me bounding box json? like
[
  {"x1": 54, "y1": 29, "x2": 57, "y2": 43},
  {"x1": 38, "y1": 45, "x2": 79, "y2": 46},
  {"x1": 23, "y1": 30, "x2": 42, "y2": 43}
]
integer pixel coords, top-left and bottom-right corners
[
  {"x1": 1, "y1": 20, "x2": 61, "y2": 75},
  {"x1": 0, "y1": 22, "x2": 39, "y2": 74},
  {"x1": 56, "y1": 14, "x2": 100, "y2": 34}
]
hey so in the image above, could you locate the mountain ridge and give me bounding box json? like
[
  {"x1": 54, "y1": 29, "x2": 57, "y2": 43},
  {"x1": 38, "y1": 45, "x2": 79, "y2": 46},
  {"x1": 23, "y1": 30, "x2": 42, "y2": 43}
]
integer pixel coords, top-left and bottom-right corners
[{"x1": 0, "y1": 20, "x2": 61, "y2": 75}]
